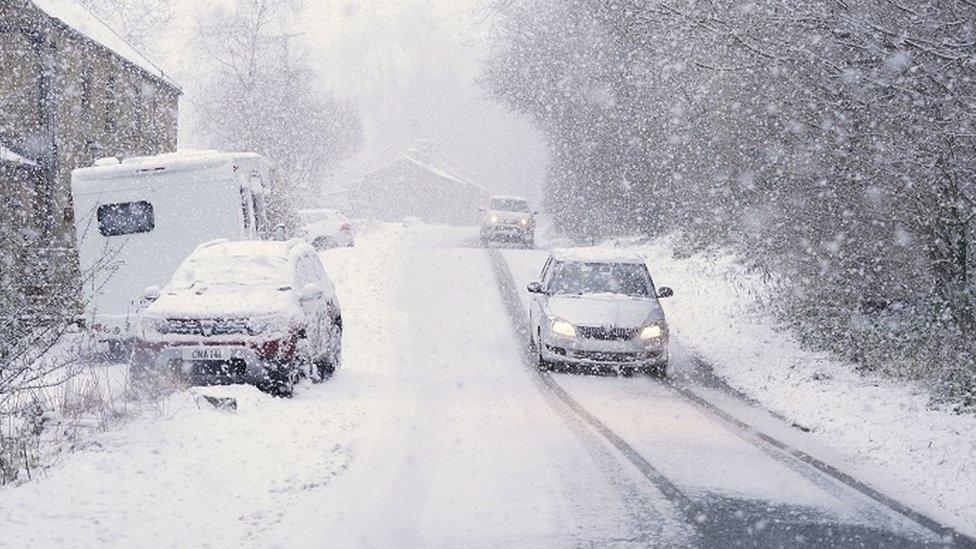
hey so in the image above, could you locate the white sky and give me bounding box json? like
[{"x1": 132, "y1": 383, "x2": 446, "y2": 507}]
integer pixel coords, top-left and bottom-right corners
[{"x1": 167, "y1": 0, "x2": 548, "y2": 202}]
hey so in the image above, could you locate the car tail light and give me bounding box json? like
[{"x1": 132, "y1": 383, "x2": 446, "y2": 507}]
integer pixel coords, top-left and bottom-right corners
[{"x1": 340, "y1": 222, "x2": 351, "y2": 232}]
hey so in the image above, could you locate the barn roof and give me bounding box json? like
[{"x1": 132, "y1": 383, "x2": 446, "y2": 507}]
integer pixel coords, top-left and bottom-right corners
[
  {"x1": 30, "y1": 0, "x2": 180, "y2": 91},
  {"x1": 342, "y1": 143, "x2": 488, "y2": 196}
]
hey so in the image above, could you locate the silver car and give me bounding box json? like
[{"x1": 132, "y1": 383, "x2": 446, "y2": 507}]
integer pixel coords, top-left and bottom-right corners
[{"x1": 527, "y1": 249, "x2": 673, "y2": 376}]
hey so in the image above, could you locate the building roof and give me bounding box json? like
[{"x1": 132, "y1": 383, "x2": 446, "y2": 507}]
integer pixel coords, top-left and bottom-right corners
[
  {"x1": 334, "y1": 139, "x2": 489, "y2": 196},
  {"x1": 0, "y1": 141, "x2": 38, "y2": 167},
  {"x1": 31, "y1": 0, "x2": 180, "y2": 91}
]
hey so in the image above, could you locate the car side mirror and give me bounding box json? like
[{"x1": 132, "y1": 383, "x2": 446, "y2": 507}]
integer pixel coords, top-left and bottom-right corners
[
  {"x1": 300, "y1": 283, "x2": 324, "y2": 302},
  {"x1": 143, "y1": 285, "x2": 161, "y2": 302},
  {"x1": 527, "y1": 282, "x2": 545, "y2": 294},
  {"x1": 657, "y1": 287, "x2": 674, "y2": 298}
]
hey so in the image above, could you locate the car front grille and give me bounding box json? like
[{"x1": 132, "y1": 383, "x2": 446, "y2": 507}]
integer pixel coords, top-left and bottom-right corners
[
  {"x1": 548, "y1": 346, "x2": 659, "y2": 363},
  {"x1": 576, "y1": 325, "x2": 638, "y2": 341},
  {"x1": 167, "y1": 318, "x2": 248, "y2": 336}
]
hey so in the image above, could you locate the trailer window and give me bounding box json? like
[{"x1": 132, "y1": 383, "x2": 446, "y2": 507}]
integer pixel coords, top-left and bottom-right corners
[{"x1": 97, "y1": 201, "x2": 155, "y2": 236}]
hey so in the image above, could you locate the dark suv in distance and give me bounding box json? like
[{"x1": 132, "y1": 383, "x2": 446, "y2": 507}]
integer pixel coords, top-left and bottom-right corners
[{"x1": 480, "y1": 195, "x2": 537, "y2": 248}]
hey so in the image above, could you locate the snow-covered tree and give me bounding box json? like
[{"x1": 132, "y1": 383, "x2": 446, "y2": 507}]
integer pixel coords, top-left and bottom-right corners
[
  {"x1": 486, "y1": 0, "x2": 976, "y2": 404},
  {"x1": 189, "y1": 0, "x2": 363, "y2": 228}
]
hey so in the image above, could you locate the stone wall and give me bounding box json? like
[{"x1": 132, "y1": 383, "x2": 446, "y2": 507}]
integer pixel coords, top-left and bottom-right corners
[{"x1": 0, "y1": 0, "x2": 180, "y2": 244}]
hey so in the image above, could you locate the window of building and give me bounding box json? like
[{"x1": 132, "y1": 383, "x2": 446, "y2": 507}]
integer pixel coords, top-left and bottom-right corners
[
  {"x1": 104, "y1": 75, "x2": 117, "y2": 132},
  {"x1": 97, "y1": 201, "x2": 154, "y2": 236}
]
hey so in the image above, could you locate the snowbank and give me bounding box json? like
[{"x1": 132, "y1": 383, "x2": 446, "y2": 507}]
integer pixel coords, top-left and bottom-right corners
[{"x1": 615, "y1": 236, "x2": 976, "y2": 535}]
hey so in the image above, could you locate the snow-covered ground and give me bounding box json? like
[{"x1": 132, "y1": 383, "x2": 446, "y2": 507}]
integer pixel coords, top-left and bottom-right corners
[
  {"x1": 561, "y1": 236, "x2": 976, "y2": 537},
  {"x1": 0, "y1": 223, "x2": 968, "y2": 547},
  {"x1": 0, "y1": 224, "x2": 690, "y2": 547}
]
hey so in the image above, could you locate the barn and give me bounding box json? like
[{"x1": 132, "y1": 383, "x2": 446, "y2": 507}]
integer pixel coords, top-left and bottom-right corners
[{"x1": 341, "y1": 146, "x2": 488, "y2": 226}]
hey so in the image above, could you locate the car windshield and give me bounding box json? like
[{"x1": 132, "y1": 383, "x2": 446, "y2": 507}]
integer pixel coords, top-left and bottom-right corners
[
  {"x1": 169, "y1": 255, "x2": 292, "y2": 293},
  {"x1": 548, "y1": 261, "x2": 652, "y2": 297},
  {"x1": 489, "y1": 198, "x2": 529, "y2": 212}
]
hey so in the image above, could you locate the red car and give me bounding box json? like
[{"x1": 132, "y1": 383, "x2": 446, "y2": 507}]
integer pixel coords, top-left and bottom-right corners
[{"x1": 130, "y1": 239, "x2": 342, "y2": 397}]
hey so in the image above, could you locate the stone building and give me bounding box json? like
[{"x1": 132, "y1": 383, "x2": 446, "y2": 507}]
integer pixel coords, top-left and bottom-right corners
[
  {"x1": 1, "y1": 0, "x2": 180, "y2": 244},
  {"x1": 0, "y1": 0, "x2": 180, "y2": 301}
]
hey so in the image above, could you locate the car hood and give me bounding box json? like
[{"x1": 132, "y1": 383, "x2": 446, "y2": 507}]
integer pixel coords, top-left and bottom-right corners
[
  {"x1": 147, "y1": 288, "x2": 299, "y2": 320},
  {"x1": 545, "y1": 294, "x2": 663, "y2": 328}
]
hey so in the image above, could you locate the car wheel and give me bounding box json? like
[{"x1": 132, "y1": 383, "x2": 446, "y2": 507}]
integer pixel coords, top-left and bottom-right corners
[
  {"x1": 536, "y1": 329, "x2": 551, "y2": 372},
  {"x1": 260, "y1": 365, "x2": 297, "y2": 397},
  {"x1": 317, "y1": 324, "x2": 342, "y2": 381},
  {"x1": 645, "y1": 360, "x2": 669, "y2": 379},
  {"x1": 105, "y1": 340, "x2": 132, "y2": 363}
]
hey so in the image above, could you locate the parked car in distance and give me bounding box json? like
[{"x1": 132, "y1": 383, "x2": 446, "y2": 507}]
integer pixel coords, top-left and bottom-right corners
[
  {"x1": 480, "y1": 195, "x2": 537, "y2": 248},
  {"x1": 527, "y1": 249, "x2": 673, "y2": 377},
  {"x1": 297, "y1": 208, "x2": 355, "y2": 250},
  {"x1": 130, "y1": 239, "x2": 343, "y2": 397},
  {"x1": 71, "y1": 150, "x2": 271, "y2": 359}
]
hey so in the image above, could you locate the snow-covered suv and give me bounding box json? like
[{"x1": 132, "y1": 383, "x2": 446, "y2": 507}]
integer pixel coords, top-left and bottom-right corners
[
  {"x1": 130, "y1": 239, "x2": 343, "y2": 397},
  {"x1": 480, "y1": 195, "x2": 537, "y2": 248}
]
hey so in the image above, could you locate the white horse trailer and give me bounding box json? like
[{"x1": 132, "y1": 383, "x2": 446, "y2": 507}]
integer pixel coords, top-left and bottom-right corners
[{"x1": 71, "y1": 151, "x2": 270, "y2": 353}]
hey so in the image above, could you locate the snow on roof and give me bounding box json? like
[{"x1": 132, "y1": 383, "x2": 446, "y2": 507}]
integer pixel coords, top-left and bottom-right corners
[
  {"x1": 192, "y1": 239, "x2": 313, "y2": 266},
  {"x1": 551, "y1": 247, "x2": 647, "y2": 264},
  {"x1": 31, "y1": 0, "x2": 179, "y2": 91},
  {"x1": 489, "y1": 195, "x2": 528, "y2": 202},
  {"x1": 375, "y1": 154, "x2": 489, "y2": 195},
  {"x1": 340, "y1": 142, "x2": 489, "y2": 196},
  {"x1": 72, "y1": 150, "x2": 268, "y2": 194},
  {"x1": 0, "y1": 143, "x2": 38, "y2": 167}
]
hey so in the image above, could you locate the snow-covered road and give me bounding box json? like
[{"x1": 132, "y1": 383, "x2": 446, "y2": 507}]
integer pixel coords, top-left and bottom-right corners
[{"x1": 0, "y1": 223, "x2": 965, "y2": 547}]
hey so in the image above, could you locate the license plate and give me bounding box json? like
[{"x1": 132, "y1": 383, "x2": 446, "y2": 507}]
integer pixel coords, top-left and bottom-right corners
[{"x1": 182, "y1": 347, "x2": 232, "y2": 361}]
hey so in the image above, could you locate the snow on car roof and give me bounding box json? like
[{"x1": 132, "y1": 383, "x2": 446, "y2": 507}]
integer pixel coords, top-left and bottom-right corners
[
  {"x1": 550, "y1": 247, "x2": 647, "y2": 264},
  {"x1": 191, "y1": 239, "x2": 312, "y2": 264},
  {"x1": 489, "y1": 195, "x2": 528, "y2": 202},
  {"x1": 31, "y1": 0, "x2": 180, "y2": 90}
]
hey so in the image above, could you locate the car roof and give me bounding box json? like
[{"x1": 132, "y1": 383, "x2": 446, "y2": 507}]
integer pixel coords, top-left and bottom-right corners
[
  {"x1": 192, "y1": 239, "x2": 315, "y2": 265},
  {"x1": 549, "y1": 247, "x2": 647, "y2": 265},
  {"x1": 489, "y1": 195, "x2": 528, "y2": 202}
]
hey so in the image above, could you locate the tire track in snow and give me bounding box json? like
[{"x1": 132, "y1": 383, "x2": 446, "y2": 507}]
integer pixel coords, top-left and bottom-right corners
[
  {"x1": 663, "y1": 379, "x2": 976, "y2": 548},
  {"x1": 487, "y1": 247, "x2": 975, "y2": 549}
]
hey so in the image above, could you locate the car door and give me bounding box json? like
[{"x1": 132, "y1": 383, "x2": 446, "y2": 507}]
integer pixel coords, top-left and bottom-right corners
[
  {"x1": 295, "y1": 255, "x2": 325, "y2": 358},
  {"x1": 530, "y1": 257, "x2": 555, "y2": 338},
  {"x1": 308, "y1": 253, "x2": 340, "y2": 350}
]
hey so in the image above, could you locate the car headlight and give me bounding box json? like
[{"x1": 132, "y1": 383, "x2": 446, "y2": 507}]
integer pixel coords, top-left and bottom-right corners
[
  {"x1": 520, "y1": 218, "x2": 529, "y2": 226},
  {"x1": 640, "y1": 324, "x2": 664, "y2": 340},
  {"x1": 490, "y1": 215, "x2": 499, "y2": 223},
  {"x1": 148, "y1": 317, "x2": 170, "y2": 334},
  {"x1": 551, "y1": 319, "x2": 576, "y2": 338},
  {"x1": 246, "y1": 317, "x2": 276, "y2": 336}
]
